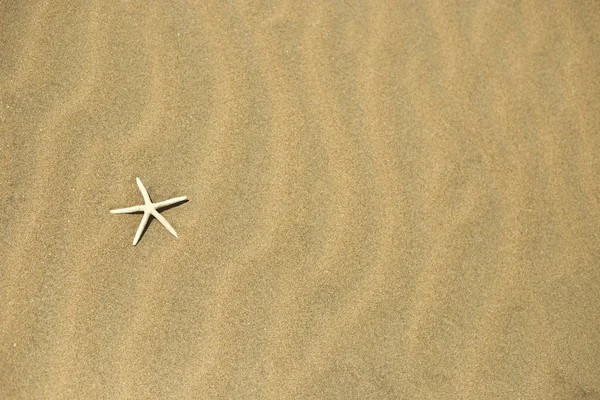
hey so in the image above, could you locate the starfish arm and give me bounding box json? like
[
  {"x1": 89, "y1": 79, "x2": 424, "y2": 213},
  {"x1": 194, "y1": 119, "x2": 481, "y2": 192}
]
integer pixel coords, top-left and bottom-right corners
[
  {"x1": 154, "y1": 196, "x2": 188, "y2": 209},
  {"x1": 133, "y1": 211, "x2": 150, "y2": 245},
  {"x1": 136, "y1": 177, "x2": 152, "y2": 204},
  {"x1": 110, "y1": 205, "x2": 145, "y2": 214},
  {"x1": 151, "y1": 210, "x2": 178, "y2": 237}
]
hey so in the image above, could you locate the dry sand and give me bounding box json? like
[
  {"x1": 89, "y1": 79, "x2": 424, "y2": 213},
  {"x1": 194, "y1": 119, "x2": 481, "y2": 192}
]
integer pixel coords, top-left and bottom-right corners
[{"x1": 1, "y1": 1, "x2": 599, "y2": 399}]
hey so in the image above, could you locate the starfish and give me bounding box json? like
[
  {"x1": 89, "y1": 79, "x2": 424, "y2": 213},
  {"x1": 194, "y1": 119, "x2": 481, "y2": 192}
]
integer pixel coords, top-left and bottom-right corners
[{"x1": 110, "y1": 177, "x2": 188, "y2": 245}]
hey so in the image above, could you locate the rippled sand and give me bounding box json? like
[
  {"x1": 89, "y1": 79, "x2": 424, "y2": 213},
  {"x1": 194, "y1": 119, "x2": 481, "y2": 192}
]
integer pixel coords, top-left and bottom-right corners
[{"x1": 1, "y1": 1, "x2": 599, "y2": 398}]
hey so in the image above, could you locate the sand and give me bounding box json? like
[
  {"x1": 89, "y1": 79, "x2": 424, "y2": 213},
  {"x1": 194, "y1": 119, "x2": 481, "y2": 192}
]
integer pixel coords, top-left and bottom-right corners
[{"x1": 0, "y1": 1, "x2": 599, "y2": 398}]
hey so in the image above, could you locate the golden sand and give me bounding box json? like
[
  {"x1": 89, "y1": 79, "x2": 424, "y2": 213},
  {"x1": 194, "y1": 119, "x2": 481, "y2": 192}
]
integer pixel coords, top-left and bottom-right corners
[{"x1": 0, "y1": 1, "x2": 599, "y2": 398}]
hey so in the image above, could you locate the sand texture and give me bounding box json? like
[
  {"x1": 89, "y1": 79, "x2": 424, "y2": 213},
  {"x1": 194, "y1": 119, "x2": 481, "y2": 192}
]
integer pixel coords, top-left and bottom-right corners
[{"x1": 1, "y1": 1, "x2": 599, "y2": 399}]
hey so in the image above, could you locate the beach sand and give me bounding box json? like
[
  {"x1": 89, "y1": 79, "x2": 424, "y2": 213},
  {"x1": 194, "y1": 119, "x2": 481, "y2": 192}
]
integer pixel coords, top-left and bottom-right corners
[{"x1": 1, "y1": 1, "x2": 599, "y2": 398}]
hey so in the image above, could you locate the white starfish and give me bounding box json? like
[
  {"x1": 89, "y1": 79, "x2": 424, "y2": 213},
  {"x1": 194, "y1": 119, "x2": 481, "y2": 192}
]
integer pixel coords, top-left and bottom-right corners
[{"x1": 110, "y1": 177, "x2": 188, "y2": 245}]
